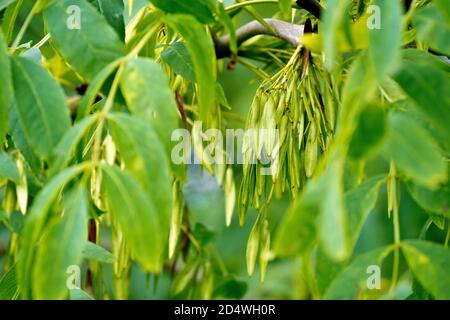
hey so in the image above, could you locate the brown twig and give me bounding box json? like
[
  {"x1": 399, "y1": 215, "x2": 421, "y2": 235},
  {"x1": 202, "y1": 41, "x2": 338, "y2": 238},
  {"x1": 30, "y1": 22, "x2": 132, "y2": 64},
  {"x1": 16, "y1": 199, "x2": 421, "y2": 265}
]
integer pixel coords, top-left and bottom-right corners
[
  {"x1": 175, "y1": 91, "x2": 189, "y2": 129},
  {"x1": 215, "y1": 18, "x2": 305, "y2": 58},
  {"x1": 295, "y1": 0, "x2": 323, "y2": 19}
]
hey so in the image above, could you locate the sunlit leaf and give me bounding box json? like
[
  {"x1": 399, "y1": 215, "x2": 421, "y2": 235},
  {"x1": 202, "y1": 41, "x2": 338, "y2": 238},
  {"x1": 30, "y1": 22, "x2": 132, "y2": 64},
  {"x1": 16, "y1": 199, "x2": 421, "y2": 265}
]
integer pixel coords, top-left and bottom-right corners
[
  {"x1": 32, "y1": 185, "x2": 88, "y2": 300},
  {"x1": 101, "y1": 165, "x2": 163, "y2": 272},
  {"x1": 164, "y1": 14, "x2": 216, "y2": 120},
  {"x1": 44, "y1": 0, "x2": 125, "y2": 82}
]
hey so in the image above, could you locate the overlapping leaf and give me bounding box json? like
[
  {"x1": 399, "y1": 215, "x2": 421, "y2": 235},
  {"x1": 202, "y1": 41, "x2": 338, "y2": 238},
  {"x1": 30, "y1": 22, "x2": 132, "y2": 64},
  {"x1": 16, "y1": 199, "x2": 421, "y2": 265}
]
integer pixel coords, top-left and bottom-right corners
[
  {"x1": 11, "y1": 56, "x2": 71, "y2": 161},
  {"x1": 32, "y1": 185, "x2": 88, "y2": 299},
  {"x1": 101, "y1": 165, "x2": 163, "y2": 272},
  {"x1": 44, "y1": 0, "x2": 125, "y2": 82}
]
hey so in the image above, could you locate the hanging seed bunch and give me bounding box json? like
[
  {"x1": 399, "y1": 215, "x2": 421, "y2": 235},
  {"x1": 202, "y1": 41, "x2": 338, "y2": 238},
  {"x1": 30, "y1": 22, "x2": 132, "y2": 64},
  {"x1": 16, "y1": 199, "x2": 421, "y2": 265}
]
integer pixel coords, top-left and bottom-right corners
[{"x1": 239, "y1": 46, "x2": 339, "y2": 220}]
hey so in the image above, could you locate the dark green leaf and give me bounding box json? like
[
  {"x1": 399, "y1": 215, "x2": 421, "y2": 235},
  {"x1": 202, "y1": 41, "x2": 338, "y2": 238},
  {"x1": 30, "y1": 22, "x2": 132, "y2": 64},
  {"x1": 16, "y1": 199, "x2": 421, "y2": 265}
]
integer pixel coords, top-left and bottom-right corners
[
  {"x1": 0, "y1": 31, "x2": 12, "y2": 145},
  {"x1": 0, "y1": 266, "x2": 19, "y2": 300},
  {"x1": 402, "y1": 240, "x2": 450, "y2": 300},
  {"x1": 82, "y1": 241, "x2": 115, "y2": 263},
  {"x1": 148, "y1": 0, "x2": 214, "y2": 24},
  {"x1": 161, "y1": 41, "x2": 195, "y2": 82},
  {"x1": 214, "y1": 276, "x2": 248, "y2": 299},
  {"x1": 407, "y1": 180, "x2": 450, "y2": 217},
  {"x1": 345, "y1": 175, "x2": 386, "y2": 251},
  {"x1": 87, "y1": 0, "x2": 125, "y2": 40},
  {"x1": 383, "y1": 112, "x2": 447, "y2": 188},
  {"x1": 11, "y1": 56, "x2": 71, "y2": 160},
  {"x1": 349, "y1": 104, "x2": 387, "y2": 159},
  {"x1": 393, "y1": 58, "x2": 450, "y2": 141}
]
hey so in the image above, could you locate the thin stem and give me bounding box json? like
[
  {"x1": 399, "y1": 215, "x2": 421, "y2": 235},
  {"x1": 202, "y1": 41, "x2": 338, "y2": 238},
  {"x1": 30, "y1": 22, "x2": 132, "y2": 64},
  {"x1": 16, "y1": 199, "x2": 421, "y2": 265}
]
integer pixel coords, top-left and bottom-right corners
[
  {"x1": 89, "y1": 24, "x2": 159, "y2": 169},
  {"x1": 226, "y1": 0, "x2": 281, "y2": 12},
  {"x1": 128, "y1": 24, "x2": 160, "y2": 57},
  {"x1": 222, "y1": 111, "x2": 247, "y2": 124},
  {"x1": 238, "y1": 58, "x2": 271, "y2": 80},
  {"x1": 91, "y1": 65, "x2": 124, "y2": 169},
  {"x1": 389, "y1": 162, "x2": 401, "y2": 297},
  {"x1": 33, "y1": 34, "x2": 51, "y2": 49},
  {"x1": 211, "y1": 247, "x2": 228, "y2": 276},
  {"x1": 445, "y1": 225, "x2": 450, "y2": 248},
  {"x1": 11, "y1": 0, "x2": 41, "y2": 50}
]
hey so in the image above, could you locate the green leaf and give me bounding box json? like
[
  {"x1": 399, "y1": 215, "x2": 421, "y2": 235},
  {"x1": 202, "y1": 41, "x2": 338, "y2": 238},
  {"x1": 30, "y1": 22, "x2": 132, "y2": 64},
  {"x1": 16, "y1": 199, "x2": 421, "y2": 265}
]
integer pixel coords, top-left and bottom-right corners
[
  {"x1": 213, "y1": 276, "x2": 248, "y2": 299},
  {"x1": 367, "y1": 0, "x2": 402, "y2": 80},
  {"x1": 18, "y1": 163, "x2": 89, "y2": 299},
  {"x1": 82, "y1": 241, "x2": 115, "y2": 263},
  {"x1": 324, "y1": 246, "x2": 391, "y2": 299},
  {"x1": 9, "y1": 211, "x2": 24, "y2": 234},
  {"x1": 11, "y1": 56, "x2": 71, "y2": 161},
  {"x1": 321, "y1": 0, "x2": 351, "y2": 71},
  {"x1": 383, "y1": 112, "x2": 447, "y2": 188},
  {"x1": 108, "y1": 113, "x2": 172, "y2": 239},
  {"x1": 0, "y1": 0, "x2": 17, "y2": 11},
  {"x1": 44, "y1": 0, "x2": 125, "y2": 82},
  {"x1": 101, "y1": 165, "x2": 163, "y2": 273},
  {"x1": 401, "y1": 240, "x2": 450, "y2": 299},
  {"x1": 393, "y1": 58, "x2": 450, "y2": 141},
  {"x1": 77, "y1": 59, "x2": 121, "y2": 119},
  {"x1": 172, "y1": 257, "x2": 200, "y2": 294},
  {"x1": 339, "y1": 52, "x2": 376, "y2": 126},
  {"x1": 161, "y1": 41, "x2": 195, "y2": 82},
  {"x1": 349, "y1": 104, "x2": 387, "y2": 160},
  {"x1": 0, "y1": 152, "x2": 20, "y2": 184},
  {"x1": 1, "y1": 0, "x2": 22, "y2": 43},
  {"x1": 413, "y1": 2, "x2": 450, "y2": 56},
  {"x1": 70, "y1": 288, "x2": 94, "y2": 300},
  {"x1": 120, "y1": 58, "x2": 180, "y2": 156},
  {"x1": 0, "y1": 266, "x2": 19, "y2": 300},
  {"x1": 316, "y1": 155, "x2": 349, "y2": 261},
  {"x1": 164, "y1": 14, "x2": 216, "y2": 120},
  {"x1": 211, "y1": 1, "x2": 237, "y2": 54},
  {"x1": 345, "y1": 175, "x2": 387, "y2": 252},
  {"x1": 87, "y1": 0, "x2": 125, "y2": 40},
  {"x1": 148, "y1": 0, "x2": 214, "y2": 24},
  {"x1": 49, "y1": 114, "x2": 99, "y2": 176},
  {"x1": 275, "y1": 152, "x2": 350, "y2": 261},
  {"x1": 9, "y1": 107, "x2": 41, "y2": 173},
  {"x1": 315, "y1": 246, "x2": 346, "y2": 296},
  {"x1": 407, "y1": 180, "x2": 450, "y2": 217},
  {"x1": 279, "y1": 0, "x2": 292, "y2": 17},
  {"x1": 0, "y1": 31, "x2": 12, "y2": 146},
  {"x1": 274, "y1": 183, "x2": 320, "y2": 257},
  {"x1": 32, "y1": 185, "x2": 88, "y2": 300}
]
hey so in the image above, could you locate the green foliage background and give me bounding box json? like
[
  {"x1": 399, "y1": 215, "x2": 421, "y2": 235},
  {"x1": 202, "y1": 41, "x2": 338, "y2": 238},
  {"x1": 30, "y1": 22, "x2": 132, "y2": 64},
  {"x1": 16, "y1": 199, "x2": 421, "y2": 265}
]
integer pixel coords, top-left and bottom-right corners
[{"x1": 0, "y1": 0, "x2": 449, "y2": 300}]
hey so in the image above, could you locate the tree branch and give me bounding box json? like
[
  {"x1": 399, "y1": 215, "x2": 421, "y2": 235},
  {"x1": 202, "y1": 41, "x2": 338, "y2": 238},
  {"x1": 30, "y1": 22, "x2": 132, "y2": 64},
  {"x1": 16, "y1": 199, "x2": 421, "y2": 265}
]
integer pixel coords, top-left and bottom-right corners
[
  {"x1": 295, "y1": 0, "x2": 323, "y2": 19},
  {"x1": 215, "y1": 18, "x2": 305, "y2": 58}
]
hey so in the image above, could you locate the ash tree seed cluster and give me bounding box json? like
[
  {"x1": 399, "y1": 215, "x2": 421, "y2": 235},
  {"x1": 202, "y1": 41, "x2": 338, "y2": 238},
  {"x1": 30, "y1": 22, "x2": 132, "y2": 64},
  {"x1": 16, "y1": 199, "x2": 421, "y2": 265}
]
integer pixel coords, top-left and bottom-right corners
[{"x1": 0, "y1": 0, "x2": 449, "y2": 301}]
